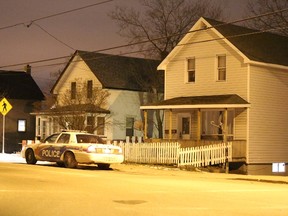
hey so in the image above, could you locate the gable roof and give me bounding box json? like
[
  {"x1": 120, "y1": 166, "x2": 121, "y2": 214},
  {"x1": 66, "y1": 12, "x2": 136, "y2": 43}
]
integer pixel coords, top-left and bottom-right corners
[
  {"x1": 52, "y1": 50, "x2": 163, "y2": 92},
  {"x1": 159, "y1": 17, "x2": 288, "y2": 69},
  {"x1": 205, "y1": 18, "x2": 288, "y2": 67},
  {"x1": 0, "y1": 71, "x2": 45, "y2": 100}
]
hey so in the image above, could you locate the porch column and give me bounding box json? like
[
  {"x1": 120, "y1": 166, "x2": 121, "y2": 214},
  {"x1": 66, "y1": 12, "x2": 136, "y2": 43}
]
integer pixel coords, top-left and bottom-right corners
[
  {"x1": 197, "y1": 109, "x2": 201, "y2": 141},
  {"x1": 169, "y1": 109, "x2": 172, "y2": 140},
  {"x1": 223, "y1": 108, "x2": 228, "y2": 144},
  {"x1": 223, "y1": 108, "x2": 229, "y2": 173},
  {"x1": 143, "y1": 110, "x2": 148, "y2": 140}
]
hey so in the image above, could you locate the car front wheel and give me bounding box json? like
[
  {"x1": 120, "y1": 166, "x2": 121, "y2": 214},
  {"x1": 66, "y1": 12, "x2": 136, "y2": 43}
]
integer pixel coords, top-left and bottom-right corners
[
  {"x1": 25, "y1": 149, "x2": 37, "y2": 164},
  {"x1": 64, "y1": 152, "x2": 78, "y2": 168}
]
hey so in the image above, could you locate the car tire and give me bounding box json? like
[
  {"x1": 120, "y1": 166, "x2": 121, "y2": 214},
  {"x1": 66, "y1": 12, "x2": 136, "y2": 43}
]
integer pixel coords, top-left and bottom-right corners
[
  {"x1": 25, "y1": 149, "x2": 37, "y2": 164},
  {"x1": 56, "y1": 162, "x2": 65, "y2": 167},
  {"x1": 64, "y1": 152, "x2": 78, "y2": 168},
  {"x1": 98, "y1": 163, "x2": 110, "y2": 170}
]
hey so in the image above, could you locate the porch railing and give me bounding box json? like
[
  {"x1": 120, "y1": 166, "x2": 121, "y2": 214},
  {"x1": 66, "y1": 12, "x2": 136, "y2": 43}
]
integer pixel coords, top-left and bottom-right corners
[{"x1": 118, "y1": 141, "x2": 233, "y2": 167}]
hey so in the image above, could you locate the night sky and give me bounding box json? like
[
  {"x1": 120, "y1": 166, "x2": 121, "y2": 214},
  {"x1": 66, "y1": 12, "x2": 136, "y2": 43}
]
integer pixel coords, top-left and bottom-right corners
[{"x1": 0, "y1": 0, "x2": 250, "y2": 91}]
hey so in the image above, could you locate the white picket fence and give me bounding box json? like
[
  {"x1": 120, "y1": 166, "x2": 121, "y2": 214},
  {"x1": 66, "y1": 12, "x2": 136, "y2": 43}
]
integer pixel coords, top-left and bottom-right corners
[
  {"x1": 178, "y1": 142, "x2": 232, "y2": 167},
  {"x1": 118, "y1": 141, "x2": 232, "y2": 167},
  {"x1": 120, "y1": 142, "x2": 180, "y2": 165}
]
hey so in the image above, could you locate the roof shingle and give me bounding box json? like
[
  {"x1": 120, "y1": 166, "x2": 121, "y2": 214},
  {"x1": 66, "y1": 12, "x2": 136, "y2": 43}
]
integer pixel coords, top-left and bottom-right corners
[
  {"x1": 77, "y1": 51, "x2": 163, "y2": 92},
  {"x1": 205, "y1": 18, "x2": 288, "y2": 66},
  {"x1": 0, "y1": 71, "x2": 45, "y2": 100}
]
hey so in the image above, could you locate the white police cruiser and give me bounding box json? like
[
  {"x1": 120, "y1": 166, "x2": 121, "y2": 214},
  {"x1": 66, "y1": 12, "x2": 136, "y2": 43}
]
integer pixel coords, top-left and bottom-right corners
[{"x1": 21, "y1": 131, "x2": 124, "y2": 169}]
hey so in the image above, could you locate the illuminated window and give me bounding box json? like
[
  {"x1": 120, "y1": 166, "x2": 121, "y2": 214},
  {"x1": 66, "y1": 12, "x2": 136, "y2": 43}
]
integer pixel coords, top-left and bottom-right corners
[
  {"x1": 217, "y1": 55, "x2": 226, "y2": 81},
  {"x1": 18, "y1": 119, "x2": 26, "y2": 132}
]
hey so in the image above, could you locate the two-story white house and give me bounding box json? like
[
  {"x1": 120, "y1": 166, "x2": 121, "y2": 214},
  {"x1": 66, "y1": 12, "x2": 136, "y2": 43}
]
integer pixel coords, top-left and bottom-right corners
[
  {"x1": 34, "y1": 50, "x2": 162, "y2": 142},
  {"x1": 141, "y1": 17, "x2": 288, "y2": 175}
]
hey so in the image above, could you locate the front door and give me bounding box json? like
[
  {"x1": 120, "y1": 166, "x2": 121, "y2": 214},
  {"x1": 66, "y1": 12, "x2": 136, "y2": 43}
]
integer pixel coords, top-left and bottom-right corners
[{"x1": 178, "y1": 113, "x2": 191, "y2": 139}]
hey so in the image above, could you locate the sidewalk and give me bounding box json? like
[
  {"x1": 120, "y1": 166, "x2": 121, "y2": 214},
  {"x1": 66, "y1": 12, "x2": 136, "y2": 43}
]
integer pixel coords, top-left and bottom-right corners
[
  {"x1": 1, "y1": 153, "x2": 288, "y2": 184},
  {"x1": 0, "y1": 153, "x2": 25, "y2": 163}
]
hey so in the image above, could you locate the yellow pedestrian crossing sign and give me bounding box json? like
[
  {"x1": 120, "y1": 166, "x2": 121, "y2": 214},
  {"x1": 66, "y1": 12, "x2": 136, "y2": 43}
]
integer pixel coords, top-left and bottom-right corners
[{"x1": 0, "y1": 98, "x2": 12, "y2": 116}]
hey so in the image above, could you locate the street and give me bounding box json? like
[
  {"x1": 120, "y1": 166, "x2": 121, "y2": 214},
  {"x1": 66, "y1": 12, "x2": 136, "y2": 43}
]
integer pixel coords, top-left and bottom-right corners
[{"x1": 0, "y1": 162, "x2": 288, "y2": 216}]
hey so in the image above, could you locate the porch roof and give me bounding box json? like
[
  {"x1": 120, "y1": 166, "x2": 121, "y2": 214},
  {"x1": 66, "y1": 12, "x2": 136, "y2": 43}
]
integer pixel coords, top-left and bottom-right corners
[
  {"x1": 31, "y1": 104, "x2": 110, "y2": 115},
  {"x1": 140, "y1": 94, "x2": 250, "y2": 110}
]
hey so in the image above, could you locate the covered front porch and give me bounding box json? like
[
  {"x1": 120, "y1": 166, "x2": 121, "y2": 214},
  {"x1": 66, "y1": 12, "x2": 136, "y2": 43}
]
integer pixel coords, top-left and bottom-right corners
[{"x1": 141, "y1": 94, "x2": 250, "y2": 162}]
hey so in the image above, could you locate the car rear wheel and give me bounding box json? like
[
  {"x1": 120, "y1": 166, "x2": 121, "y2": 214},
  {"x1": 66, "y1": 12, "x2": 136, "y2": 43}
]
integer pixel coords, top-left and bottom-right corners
[
  {"x1": 56, "y1": 162, "x2": 65, "y2": 167},
  {"x1": 64, "y1": 152, "x2": 78, "y2": 168},
  {"x1": 98, "y1": 163, "x2": 110, "y2": 170},
  {"x1": 25, "y1": 149, "x2": 37, "y2": 164}
]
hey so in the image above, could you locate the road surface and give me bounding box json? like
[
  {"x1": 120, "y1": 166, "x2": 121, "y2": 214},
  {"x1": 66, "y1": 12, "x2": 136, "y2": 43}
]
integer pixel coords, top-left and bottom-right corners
[{"x1": 0, "y1": 162, "x2": 288, "y2": 216}]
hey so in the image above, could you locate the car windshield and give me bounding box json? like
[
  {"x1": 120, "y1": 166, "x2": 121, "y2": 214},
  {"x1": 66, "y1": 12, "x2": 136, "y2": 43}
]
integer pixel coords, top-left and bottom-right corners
[
  {"x1": 76, "y1": 134, "x2": 105, "y2": 144},
  {"x1": 43, "y1": 133, "x2": 60, "y2": 143}
]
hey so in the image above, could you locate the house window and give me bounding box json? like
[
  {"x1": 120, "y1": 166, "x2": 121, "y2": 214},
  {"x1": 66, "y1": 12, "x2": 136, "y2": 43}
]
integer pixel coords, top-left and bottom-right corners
[
  {"x1": 217, "y1": 55, "x2": 226, "y2": 81},
  {"x1": 87, "y1": 80, "x2": 93, "y2": 99},
  {"x1": 71, "y1": 82, "x2": 76, "y2": 99},
  {"x1": 187, "y1": 58, "x2": 195, "y2": 83},
  {"x1": 86, "y1": 116, "x2": 95, "y2": 133},
  {"x1": 126, "y1": 117, "x2": 134, "y2": 137},
  {"x1": 97, "y1": 117, "x2": 105, "y2": 135},
  {"x1": 182, "y1": 117, "x2": 190, "y2": 134},
  {"x1": 18, "y1": 119, "x2": 26, "y2": 132},
  {"x1": 201, "y1": 110, "x2": 234, "y2": 140}
]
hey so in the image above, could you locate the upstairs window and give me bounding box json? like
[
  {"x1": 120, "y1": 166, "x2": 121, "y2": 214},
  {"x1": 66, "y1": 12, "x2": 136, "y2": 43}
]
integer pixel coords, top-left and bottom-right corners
[
  {"x1": 71, "y1": 82, "x2": 76, "y2": 99},
  {"x1": 187, "y1": 58, "x2": 195, "y2": 83},
  {"x1": 87, "y1": 80, "x2": 93, "y2": 99},
  {"x1": 217, "y1": 55, "x2": 226, "y2": 81}
]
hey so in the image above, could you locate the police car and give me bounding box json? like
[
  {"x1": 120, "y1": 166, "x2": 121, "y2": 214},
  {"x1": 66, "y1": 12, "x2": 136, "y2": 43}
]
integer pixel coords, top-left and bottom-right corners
[{"x1": 21, "y1": 131, "x2": 124, "y2": 169}]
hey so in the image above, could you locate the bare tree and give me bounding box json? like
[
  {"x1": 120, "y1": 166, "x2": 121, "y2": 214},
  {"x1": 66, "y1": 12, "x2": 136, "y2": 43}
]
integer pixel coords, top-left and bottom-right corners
[
  {"x1": 246, "y1": 0, "x2": 288, "y2": 36},
  {"x1": 109, "y1": 0, "x2": 223, "y2": 138},
  {"x1": 52, "y1": 79, "x2": 110, "y2": 133},
  {"x1": 109, "y1": 0, "x2": 223, "y2": 60}
]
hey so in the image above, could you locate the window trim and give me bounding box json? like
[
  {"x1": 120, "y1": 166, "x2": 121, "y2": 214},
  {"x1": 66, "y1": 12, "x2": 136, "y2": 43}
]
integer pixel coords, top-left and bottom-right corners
[
  {"x1": 216, "y1": 55, "x2": 226, "y2": 81},
  {"x1": 186, "y1": 58, "x2": 196, "y2": 83}
]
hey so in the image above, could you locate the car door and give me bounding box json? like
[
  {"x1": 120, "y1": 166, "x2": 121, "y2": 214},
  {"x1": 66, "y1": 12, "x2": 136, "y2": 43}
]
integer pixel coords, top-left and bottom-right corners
[{"x1": 36, "y1": 133, "x2": 64, "y2": 162}]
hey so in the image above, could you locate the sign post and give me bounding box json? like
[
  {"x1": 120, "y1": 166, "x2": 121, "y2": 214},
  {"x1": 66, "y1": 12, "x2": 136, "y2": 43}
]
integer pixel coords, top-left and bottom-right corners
[{"x1": 0, "y1": 98, "x2": 12, "y2": 153}]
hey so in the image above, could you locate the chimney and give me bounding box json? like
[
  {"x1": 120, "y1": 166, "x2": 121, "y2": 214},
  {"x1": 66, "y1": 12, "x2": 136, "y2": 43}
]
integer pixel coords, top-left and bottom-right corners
[{"x1": 25, "y1": 64, "x2": 31, "y2": 75}]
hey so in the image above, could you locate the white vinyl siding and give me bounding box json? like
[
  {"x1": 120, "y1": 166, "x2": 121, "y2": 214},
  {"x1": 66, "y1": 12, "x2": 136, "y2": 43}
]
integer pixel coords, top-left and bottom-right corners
[
  {"x1": 234, "y1": 108, "x2": 247, "y2": 140},
  {"x1": 165, "y1": 27, "x2": 248, "y2": 100},
  {"x1": 249, "y1": 65, "x2": 288, "y2": 163},
  {"x1": 53, "y1": 55, "x2": 102, "y2": 100}
]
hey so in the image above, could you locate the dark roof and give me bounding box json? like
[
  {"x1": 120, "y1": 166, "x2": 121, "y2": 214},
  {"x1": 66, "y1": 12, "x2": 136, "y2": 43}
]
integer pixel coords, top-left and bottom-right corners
[
  {"x1": 153, "y1": 94, "x2": 249, "y2": 106},
  {"x1": 205, "y1": 18, "x2": 288, "y2": 66},
  {"x1": 0, "y1": 71, "x2": 45, "y2": 100},
  {"x1": 54, "y1": 50, "x2": 163, "y2": 92},
  {"x1": 78, "y1": 50, "x2": 163, "y2": 91}
]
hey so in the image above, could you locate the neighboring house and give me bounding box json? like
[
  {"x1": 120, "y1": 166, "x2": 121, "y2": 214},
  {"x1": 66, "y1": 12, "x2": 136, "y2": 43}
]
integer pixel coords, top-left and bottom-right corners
[
  {"x1": 0, "y1": 69, "x2": 45, "y2": 153},
  {"x1": 141, "y1": 17, "x2": 288, "y2": 175},
  {"x1": 34, "y1": 50, "x2": 162, "y2": 142}
]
